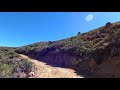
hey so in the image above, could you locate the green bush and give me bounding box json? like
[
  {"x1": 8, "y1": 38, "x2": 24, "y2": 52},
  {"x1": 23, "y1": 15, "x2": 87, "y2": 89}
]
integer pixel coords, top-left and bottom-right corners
[
  {"x1": 0, "y1": 47, "x2": 33, "y2": 78},
  {"x1": 0, "y1": 63, "x2": 13, "y2": 78},
  {"x1": 14, "y1": 59, "x2": 32, "y2": 73}
]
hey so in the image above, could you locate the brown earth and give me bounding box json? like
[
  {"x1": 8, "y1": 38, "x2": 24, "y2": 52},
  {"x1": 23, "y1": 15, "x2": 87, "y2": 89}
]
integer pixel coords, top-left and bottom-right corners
[
  {"x1": 19, "y1": 54, "x2": 84, "y2": 78},
  {"x1": 89, "y1": 56, "x2": 120, "y2": 78}
]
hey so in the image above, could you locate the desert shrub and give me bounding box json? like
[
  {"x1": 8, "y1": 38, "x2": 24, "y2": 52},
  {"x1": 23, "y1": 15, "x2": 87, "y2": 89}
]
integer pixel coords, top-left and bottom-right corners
[
  {"x1": 0, "y1": 57, "x2": 33, "y2": 78},
  {"x1": 81, "y1": 32, "x2": 87, "y2": 36},
  {"x1": 77, "y1": 32, "x2": 81, "y2": 36},
  {"x1": 74, "y1": 45, "x2": 89, "y2": 56},
  {"x1": 0, "y1": 47, "x2": 33, "y2": 78},
  {"x1": 12, "y1": 58, "x2": 32, "y2": 73},
  {"x1": 0, "y1": 63, "x2": 13, "y2": 78}
]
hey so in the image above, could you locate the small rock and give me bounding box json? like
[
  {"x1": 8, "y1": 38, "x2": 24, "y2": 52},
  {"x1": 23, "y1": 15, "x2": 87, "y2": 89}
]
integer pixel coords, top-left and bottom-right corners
[
  {"x1": 103, "y1": 43, "x2": 109, "y2": 46},
  {"x1": 28, "y1": 72, "x2": 35, "y2": 77}
]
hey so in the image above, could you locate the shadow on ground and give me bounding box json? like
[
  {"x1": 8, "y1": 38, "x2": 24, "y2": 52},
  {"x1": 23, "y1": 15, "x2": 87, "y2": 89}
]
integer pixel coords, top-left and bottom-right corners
[{"x1": 21, "y1": 54, "x2": 97, "y2": 78}]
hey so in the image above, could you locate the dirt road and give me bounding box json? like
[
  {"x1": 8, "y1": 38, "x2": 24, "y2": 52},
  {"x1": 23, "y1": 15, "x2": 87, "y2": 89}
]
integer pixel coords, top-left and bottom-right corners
[{"x1": 19, "y1": 54, "x2": 84, "y2": 78}]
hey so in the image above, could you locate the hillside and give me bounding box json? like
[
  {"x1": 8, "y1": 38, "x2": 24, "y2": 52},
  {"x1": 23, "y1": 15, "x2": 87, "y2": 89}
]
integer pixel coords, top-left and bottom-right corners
[
  {"x1": 1, "y1": 21, "x2": 120, "y2": 78},
  {"x1": 0, "y1": 47, "x2": 33, "y2": 78}
]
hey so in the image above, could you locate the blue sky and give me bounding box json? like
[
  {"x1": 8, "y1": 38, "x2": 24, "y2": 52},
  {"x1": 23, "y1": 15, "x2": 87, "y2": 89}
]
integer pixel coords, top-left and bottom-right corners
[{"x1": 0, "y1": 12, "x2": 120, "y2": 47}]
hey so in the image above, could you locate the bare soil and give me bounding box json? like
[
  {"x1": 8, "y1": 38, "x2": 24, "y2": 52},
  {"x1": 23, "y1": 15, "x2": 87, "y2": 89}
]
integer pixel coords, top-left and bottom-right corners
[{"x1": 19, "y1": 54, "x2": 84, "y2": 78}]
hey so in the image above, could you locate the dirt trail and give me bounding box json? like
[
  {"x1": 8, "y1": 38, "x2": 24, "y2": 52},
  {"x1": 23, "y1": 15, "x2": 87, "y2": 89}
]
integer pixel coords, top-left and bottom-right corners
[{"x1": 19, "y1": 54, "x2": 84, "y2": 78}]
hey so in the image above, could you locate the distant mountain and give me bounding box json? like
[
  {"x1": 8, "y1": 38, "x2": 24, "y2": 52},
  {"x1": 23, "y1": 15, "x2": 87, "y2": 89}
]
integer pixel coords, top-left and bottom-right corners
[{"x1": 1, "y1": 21, "x2": 120, "y2": 78}]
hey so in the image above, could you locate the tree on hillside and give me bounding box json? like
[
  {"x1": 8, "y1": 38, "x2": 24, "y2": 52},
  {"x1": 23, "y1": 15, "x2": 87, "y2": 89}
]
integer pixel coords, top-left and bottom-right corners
[{"x1": 77, "y1": 32, "x2": 81, "y2": 36}]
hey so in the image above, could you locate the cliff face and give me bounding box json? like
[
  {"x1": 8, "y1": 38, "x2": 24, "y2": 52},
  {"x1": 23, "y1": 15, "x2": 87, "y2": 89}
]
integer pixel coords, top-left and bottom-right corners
[
  {"x1": 23, "y1": 46, "x2": 79, "y2": 68},
  {"x1": 89, "y1": 56, "x2": 120, "y2": 78},
  {"x1": 15, "y1": 21, "x2": 120, "y2": 77}
]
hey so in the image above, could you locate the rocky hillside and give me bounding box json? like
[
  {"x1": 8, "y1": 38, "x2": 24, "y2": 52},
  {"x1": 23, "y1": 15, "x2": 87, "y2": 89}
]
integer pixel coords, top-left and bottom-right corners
[{"x1": 1, "y1": 21, "x2": 120, "y2": 78}]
